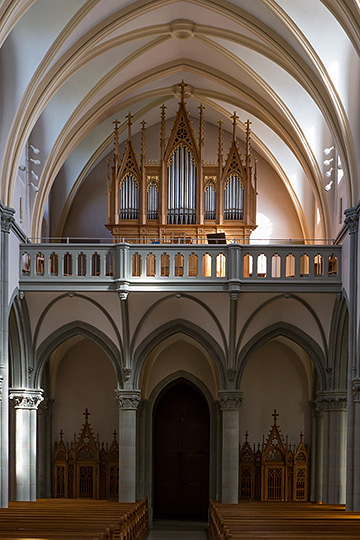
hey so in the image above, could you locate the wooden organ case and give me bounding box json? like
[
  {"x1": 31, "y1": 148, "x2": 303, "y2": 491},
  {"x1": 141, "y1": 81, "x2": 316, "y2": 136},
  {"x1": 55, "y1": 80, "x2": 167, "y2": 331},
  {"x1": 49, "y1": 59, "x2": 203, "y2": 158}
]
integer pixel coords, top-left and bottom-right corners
[
  {"x1": 106, "y1": 81, "x2": 257, "y2": 243},
  {"x1": 54, "y1": 410, "x2": 119, "y2": 500},
  {"x1": 239, "y1": 411, "x2": 309, "y2": 502}
]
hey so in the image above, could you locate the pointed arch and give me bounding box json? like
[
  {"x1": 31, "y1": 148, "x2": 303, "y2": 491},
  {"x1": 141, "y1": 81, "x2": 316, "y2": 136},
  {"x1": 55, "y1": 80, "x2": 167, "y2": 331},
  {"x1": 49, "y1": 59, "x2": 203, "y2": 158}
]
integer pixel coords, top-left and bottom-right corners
[
  {"x1": 132, "y1": 319, "x2": 226, "y2": 389},
  {"x1": 236, "y1": 321, "x2": 327, "y2": 391},
  {"x1": 34, "y1": 320, "x2": 123, "y2": 388},
  {"x1": 8, "y1": 294, "x2": 33, "y2": 388},
  {"x1": 328, "y1": 294, "x2": 348, "y2": 391}
]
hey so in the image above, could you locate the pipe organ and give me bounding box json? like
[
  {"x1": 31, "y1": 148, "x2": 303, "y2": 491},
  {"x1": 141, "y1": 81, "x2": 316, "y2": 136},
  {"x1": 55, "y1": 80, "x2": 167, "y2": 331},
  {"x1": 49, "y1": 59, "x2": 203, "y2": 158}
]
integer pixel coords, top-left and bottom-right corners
[{"x1": 106, "y1": 81, "x2": 257, "y2": 242}]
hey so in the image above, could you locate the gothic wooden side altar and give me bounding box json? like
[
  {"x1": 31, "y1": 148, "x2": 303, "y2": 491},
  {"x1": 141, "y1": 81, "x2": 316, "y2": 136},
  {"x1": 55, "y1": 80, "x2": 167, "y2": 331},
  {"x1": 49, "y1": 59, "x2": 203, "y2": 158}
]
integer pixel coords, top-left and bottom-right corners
[
  {"x1": 54, "y1": 409, "x2": 119, "y2": 500},
  {"x1": 239, "y1": 410, "x2": 309, "y2": 502}
]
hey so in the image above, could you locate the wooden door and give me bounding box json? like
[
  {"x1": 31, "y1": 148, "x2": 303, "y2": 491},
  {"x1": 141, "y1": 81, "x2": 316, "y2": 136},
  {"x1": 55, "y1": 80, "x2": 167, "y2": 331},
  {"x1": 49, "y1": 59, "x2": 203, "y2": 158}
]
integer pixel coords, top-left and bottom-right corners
[{"x1": 153, "y1": 380, "x2": 210, "y2": 520}]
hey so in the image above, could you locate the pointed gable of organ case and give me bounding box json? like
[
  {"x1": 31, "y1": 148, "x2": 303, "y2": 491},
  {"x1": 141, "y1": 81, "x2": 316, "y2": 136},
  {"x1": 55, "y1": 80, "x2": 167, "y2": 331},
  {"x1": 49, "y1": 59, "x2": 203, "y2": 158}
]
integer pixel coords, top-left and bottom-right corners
[{"x1": 106, "y1": 81, "x2": 257, "y2": 243}]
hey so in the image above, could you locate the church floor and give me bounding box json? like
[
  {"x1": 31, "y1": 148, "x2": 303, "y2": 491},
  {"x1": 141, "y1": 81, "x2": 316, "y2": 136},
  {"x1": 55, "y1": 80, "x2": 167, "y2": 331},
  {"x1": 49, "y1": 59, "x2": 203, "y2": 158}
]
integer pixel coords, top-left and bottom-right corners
[{"x1": 146, "y1": 520, "x2": 209, "y2": 539}]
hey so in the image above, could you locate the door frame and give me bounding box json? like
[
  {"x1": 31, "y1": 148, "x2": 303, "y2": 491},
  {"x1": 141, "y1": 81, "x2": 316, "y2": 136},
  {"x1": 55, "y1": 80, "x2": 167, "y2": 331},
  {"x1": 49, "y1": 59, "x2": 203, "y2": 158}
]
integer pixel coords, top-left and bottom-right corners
[{"x1": 137, "y1": 370, "x2": 221, "y2": 522}]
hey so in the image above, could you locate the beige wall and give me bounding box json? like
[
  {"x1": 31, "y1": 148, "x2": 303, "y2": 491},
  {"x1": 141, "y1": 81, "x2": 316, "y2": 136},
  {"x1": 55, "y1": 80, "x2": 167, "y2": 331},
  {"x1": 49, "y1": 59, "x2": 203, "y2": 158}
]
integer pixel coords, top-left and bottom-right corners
[{"x1": 52, "y1": 338, "x2": 118, "y2": 446}]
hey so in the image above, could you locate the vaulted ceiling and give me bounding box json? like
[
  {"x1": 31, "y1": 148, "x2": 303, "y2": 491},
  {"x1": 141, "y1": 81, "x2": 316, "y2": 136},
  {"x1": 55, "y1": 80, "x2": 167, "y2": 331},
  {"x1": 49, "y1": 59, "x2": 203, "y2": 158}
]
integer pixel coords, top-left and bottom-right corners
[{"x1": 1, "y1": 0, "x2": 359, "y2": 240}]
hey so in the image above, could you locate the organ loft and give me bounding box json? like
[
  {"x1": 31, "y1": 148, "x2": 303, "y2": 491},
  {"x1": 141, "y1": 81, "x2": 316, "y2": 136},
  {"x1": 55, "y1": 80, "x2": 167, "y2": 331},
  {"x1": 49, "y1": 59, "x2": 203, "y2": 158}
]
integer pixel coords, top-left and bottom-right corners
[{"x1": 106, "y1": 81, "x2": 257, "y2": 243}]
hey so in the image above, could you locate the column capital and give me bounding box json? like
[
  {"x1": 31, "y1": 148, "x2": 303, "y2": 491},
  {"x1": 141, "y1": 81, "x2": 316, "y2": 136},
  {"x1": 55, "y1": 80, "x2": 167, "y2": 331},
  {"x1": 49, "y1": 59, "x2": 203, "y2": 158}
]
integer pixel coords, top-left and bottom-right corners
[
  {"x1": 352, "y1": 379, "x2": 360, "y2": 402},
  {"x1": 9, "y1": 388, "x2": 44, "y2": 410},
  {"x1": 344, "y1": 205, "x2": 360, "y2": 235},
  {"x1": 0, "y1": 203, "x2": 15, "y2": 234},
  {"x1": 316, "y1": 390, "x2": 347, "y2": 411},
  {"x1": 218, "y1": 390, "x2": 243, "y2": 410},
  {"x1": 115, "y1": 389, "x2": 141, "y2": 410}
]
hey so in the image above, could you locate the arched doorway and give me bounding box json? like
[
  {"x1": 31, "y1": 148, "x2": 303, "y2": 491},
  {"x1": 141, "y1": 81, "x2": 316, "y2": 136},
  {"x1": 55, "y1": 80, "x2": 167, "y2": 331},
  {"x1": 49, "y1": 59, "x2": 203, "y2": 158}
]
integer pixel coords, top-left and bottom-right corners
[{"x1": 153, "y1": 379, "x2": 210, "y2": 521}]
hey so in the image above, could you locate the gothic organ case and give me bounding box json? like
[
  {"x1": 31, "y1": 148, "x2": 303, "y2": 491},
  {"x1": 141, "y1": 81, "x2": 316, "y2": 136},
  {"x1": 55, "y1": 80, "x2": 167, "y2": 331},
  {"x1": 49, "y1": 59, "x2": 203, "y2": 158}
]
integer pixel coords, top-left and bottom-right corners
[{"x1": 106, "y1": 82, "x2": 257, "y2": 243}]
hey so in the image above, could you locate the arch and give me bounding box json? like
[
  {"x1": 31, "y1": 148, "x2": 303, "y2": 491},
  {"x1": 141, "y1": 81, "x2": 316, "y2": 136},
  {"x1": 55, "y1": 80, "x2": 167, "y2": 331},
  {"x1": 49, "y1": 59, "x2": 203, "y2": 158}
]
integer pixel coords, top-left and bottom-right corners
[
  {"x1": 132, "y1": 319, "x2": 226, "y2": 389},
  {"x1": 137, "y1": 370, "x2": 220, "y2": 509},
  {"x1": 236, "y1": 322, "x2": 327, "y2": 391},
  {"x1": 8, "y1": 293, "x2": 33, "y2": 388},
  {"x1": 329, "y1": 294, "x2": 348, "y2": 391},
  {"x1": 34, "y1": 321, "x2": 123, "y2": 388},
  {"x1": 32, "y1": 292, "x2": 123, "y2": 357},
  {"x1": 130, "y1": 293, "x2": 227, "y2": 357},
  {"x1": 236, "y1": 294, "x2": 328, "y2": 362},
  {"x1": 153, "y1": 377, "x2": 209, "y2": 519}
]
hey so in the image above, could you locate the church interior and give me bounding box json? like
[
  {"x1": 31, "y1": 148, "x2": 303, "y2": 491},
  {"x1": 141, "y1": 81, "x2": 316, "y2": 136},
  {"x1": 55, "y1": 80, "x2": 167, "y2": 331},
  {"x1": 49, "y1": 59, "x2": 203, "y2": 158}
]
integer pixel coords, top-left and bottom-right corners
[{"x1": 1, "y1": 0, "x2": 360, "y2": 537}]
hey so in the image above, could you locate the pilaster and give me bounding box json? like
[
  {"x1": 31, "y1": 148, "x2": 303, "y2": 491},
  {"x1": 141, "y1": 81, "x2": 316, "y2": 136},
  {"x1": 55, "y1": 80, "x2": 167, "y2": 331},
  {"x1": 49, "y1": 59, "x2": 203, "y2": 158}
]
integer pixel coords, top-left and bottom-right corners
[
  {"x1": 344, "y1": 203, "x2": 360, "y2": 509},
  {"x1": 218, "y1": 390, "x2": 242, "y2": 503},
  {"x1": 351, "y1": 379, "x2": 360, "y2": 509},
  {"x1": 9, "y1": 389, "x2": 44, "y2": 501},
  {"x1": 317, "y1": 391, "x2": 347, "y2": 504},
  {"x1": 0, "y1": 203, "x2": 15, "y2": 507},
  {"x1": 115, "y1": 390, "x2": 141, "y2": 502}
]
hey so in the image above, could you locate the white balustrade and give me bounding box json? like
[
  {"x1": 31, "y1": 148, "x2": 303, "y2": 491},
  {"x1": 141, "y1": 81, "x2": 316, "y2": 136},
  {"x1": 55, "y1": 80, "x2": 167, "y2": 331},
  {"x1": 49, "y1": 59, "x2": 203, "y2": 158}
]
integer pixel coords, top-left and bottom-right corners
[{"x1": 19, "y1": 243, "x2": 342, "y2": 293}]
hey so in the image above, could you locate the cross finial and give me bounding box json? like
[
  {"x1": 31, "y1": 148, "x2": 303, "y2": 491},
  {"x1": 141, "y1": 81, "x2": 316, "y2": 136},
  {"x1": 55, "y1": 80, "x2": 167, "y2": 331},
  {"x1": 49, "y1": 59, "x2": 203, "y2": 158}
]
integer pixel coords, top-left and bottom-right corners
[
  {"x1": 272, "y1": 409, "x2": 279, "y2": 424},
  {"x1": 141, "y1": 120, "x2": 147, "y2": 130},
  {"x1": 300, "y1": 431, "x2": 304, "y2": 442},
  {"x1": 59, "y1": 429, "x2": 64, "y2": 440},
  {"x1": 83, "y1": 408, "x2": 90, "y2": 421},
  {"x1": 245, "y1": 430, "x2": 249, "y2": 442},
  {"x1": 113, "y1": 429, "x2": 117, "y2": 440},
  {"x1": 231, "y1": 111, "x2": 239, "y2": 140},
  {"x1": 179, "y1": 80, "x2": 187, "y2": 102},
  {"x1": 126, "y1": 111, "x2": 133, "y2": 139}
]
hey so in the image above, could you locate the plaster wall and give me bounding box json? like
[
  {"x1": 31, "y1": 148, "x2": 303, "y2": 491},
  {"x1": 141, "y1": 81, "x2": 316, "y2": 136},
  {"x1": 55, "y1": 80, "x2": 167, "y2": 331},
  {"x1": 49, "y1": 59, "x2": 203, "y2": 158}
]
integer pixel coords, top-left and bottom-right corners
[
  {"x1": 239, "y1": 338, "x2": 310, "y2": 445},
  {"x1": 140, "y1": 337, "x2": 218, "y2": 400},
  {"x1": 51, "y1": 338, "x2": 118, "y2": 445}
]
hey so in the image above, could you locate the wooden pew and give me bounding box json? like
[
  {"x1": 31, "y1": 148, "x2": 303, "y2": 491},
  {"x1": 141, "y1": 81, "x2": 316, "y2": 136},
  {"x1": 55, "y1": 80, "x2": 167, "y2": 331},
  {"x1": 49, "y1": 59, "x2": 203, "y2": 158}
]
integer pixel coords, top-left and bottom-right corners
[
  {"x1": 0, "y1": 498, "x2": 148, "y2": 540},
  {"x1": 209, "y1": 499, "x2": 360, "y2": 540}
]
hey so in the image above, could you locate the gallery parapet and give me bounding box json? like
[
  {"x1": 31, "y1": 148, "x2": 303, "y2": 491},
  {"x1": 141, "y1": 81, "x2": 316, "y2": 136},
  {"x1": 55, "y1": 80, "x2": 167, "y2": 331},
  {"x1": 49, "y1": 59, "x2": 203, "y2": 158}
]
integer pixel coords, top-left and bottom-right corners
[{"x1": 19, "y1": 240, "x2": 342, "y2": 295}]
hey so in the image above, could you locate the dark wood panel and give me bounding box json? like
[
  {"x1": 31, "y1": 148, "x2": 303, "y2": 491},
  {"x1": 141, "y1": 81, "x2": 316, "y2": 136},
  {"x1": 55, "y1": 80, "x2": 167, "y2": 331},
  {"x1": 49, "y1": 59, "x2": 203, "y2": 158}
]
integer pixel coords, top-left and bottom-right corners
[{"x1": 154, "y1": 380, "x2": 210, "y2": 520}]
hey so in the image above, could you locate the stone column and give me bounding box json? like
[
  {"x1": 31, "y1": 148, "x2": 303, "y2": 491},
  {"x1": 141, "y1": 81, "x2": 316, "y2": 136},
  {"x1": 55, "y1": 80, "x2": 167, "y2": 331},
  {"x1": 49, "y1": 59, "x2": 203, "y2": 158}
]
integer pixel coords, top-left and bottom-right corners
[
  {"x1": 352, "y1": 380, "x2": 360, "y2": 509},
  {"x1": 115, "y1": 390, "x2": 141, "y2": 503},
  {"x1": 9, "y1": 389, "x2": 44, "y2": 501},
  {"x1": 37, "y1": 398, "x2": 54, "y2": 498},
  {"x1": 309, "y1": 401, "x2": 323, "y2": 503},
  {"x1": 218, "y1": 390, "x2": 242, "y2": 503},
  {"x1": 344, "y1": 205, "x2": 359, "y2": 509},
  {"x1": 0, "y1": 204, "x2": 15, "y2": 507},
  {"x1": 317, "y1": 391, "x2": 347, "y2": 504}
]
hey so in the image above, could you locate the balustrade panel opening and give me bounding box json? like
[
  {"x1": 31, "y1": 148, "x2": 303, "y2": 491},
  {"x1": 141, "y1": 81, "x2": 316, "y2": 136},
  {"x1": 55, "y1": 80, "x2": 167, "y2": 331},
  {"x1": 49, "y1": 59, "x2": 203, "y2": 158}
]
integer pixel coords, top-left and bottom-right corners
[
  {"x1": 314, "y1": 254, "x2": 323, "y2": 275},
  {"x1": 257, "y1": 253, "x2": 267, "y2": 277},
  {"x1": 300, "y1": 254, "x2": 309, "y2": 277},
  {"x1": 243, "y1": 254, "x2": 253, "y2": 277},
  {"x1": 202, "y1": 253, "x2": 212, "y2": 277},
  {"x1": 161, "y1": 253, "x2": 170, "y2": 277},
  {"x1": 216, "y1": 253, "x2": 226, "y2": 277},
  {"x1": 50, "y1": 252, "x2": 58, "y2": 276},
  {"x1": 64, "y1": 253, "x2": 73, "y2": 276},
  {"x1": 78, "y1": 253, "x2": 86, "y2": 277},
  {"x1": 271, "y1": 254, "x2": 281, "y2": 278},
  {"x1": 132, "y1": 253, "x2": 141, "y2": 277},
  {"x1": 285, "y1": 254, "x2": 295, "y2": 277},
  {"x1": 174, "y1": 253, "x2": 184, "y2": 277},
  {"x1": 146, "y1": 253, "x2": 156, "y2": 277},
  {"x1": 188, "y1": 253, "x2": 198, "y2": 277},
  {"x1": 91, "y1": 253, "x2": 101, "y2": 276},
  {"x1": 36, "y1": 253, "x2": 44, "y2": 276}
]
